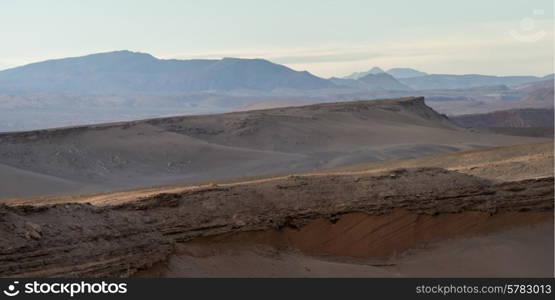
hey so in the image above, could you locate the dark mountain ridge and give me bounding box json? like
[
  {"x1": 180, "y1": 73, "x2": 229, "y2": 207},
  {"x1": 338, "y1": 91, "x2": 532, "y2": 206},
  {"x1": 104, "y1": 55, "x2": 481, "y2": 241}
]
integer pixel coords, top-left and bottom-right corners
[{"x1": 0, "y1": 50, "x2": 335, "y2": 93}]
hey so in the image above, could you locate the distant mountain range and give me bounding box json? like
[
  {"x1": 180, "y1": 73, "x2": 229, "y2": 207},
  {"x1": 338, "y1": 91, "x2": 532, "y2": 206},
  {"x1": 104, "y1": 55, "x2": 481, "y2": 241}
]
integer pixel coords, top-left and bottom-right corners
[
  {"x1": 342, "y1": 67, "x2": 387, "y2": 79},
  {"x1": 399, "y1": 74, "x2": 550, "y2": 90},
  {"x1": 0, "y1": 50, "x2": 553, "y2": 132},
  {"x1": 343, "y1": 67, "x2": 428, "y2": 80},
  {"x1": 342, "y1": 66, "x2": 551, "y2": 90},
  {"x1": 330, "y1": 73, "x2": 412, "y2": 91},
  {"x1": 1, "y1": 51, "x2": 550, "y2": 95},
  {"x1": 387, "y1": 68, "x2": 429, "y2": 79},
  {"x1": 0, "y1": 50, "x2": 334, "y2": 93}
]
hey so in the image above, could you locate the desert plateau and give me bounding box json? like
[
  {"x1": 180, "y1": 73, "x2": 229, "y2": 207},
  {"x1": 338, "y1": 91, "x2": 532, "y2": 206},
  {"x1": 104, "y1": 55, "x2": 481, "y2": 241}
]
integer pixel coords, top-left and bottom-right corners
[{"x1": 1, "y1": 97, "x2": 552, "y2": 278}]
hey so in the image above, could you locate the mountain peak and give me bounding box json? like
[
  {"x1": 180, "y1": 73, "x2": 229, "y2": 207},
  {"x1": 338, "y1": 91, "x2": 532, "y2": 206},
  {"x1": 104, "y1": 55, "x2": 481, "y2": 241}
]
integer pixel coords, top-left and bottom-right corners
[
  {"x1": 368, "y1": 67, "x2": 385, "y2": 74},
  {"x1": 357, "y1": 72, "x2": 412, "y2": 91},
  {"x1": 344, "y1": 67, "x2": 430, "y2": 80},
  {"x1": 359, "y1": 72, "x2": 392, "y2": 79},
  {"x1": 343, "y1": 67, "x2": 384, "y2": 79},
  {"x1": 386, "y1": 68, "x2": 428, "y2": 79},
  {"x1": 82, "y1": 50, "x2": 157, "y2": 60}
]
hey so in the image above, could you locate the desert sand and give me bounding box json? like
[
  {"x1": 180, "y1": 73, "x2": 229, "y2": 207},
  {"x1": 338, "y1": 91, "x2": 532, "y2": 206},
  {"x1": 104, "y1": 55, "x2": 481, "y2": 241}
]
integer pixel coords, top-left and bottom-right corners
[
  {"x1": 0, "y1": 97, "x2": 549, "y2": 198},
  {"x1": 0, "y1": 97, "x2": 553, "y2": 278}
]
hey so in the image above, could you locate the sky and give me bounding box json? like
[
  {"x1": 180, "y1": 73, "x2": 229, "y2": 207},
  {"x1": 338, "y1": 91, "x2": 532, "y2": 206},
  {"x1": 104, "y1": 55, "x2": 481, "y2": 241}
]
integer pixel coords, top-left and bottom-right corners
[{"x1": 0, "y1": 0, "x2": 553, "y2": 77}]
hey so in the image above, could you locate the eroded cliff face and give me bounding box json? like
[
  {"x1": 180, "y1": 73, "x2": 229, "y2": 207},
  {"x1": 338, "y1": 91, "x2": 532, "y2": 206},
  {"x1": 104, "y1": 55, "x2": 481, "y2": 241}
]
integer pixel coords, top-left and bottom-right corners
[
  {"x1": 0, "y1": 203, "x2": 172, "y2": 277},
  {"x1": 0, "y1": 168, "x2": 553, "y2": 278}
]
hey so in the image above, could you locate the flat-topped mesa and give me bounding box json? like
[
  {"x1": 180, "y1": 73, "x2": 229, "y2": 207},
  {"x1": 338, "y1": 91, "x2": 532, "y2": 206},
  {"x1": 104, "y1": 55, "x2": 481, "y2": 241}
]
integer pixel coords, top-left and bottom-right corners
[
  {"x1": 312, "y1": 96, "x2": 450, "y2": 124},
  {"x1": 0, "y1": 96, "x2": 436, "y2": 138},
  {"x1": 219, "y1": 96, "x2": 433, "y2": 116},
  {"x1": 0, "y1": 95, "x2": 541, "y2": 199},
  {"x1": 140, "y1": 97, "x2": 454, "y2": 135}
]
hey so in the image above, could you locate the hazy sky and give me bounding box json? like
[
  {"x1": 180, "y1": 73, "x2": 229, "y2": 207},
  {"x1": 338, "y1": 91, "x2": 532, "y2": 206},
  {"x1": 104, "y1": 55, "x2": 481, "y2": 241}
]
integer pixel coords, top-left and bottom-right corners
[{"x1": 0, "y1": 0, "x2": 553, "y2": 77}]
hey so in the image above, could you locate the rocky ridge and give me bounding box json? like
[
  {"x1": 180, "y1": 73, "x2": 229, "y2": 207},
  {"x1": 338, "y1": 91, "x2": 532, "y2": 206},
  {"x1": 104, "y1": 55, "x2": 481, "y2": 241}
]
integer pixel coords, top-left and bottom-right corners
[{"x1": 0, "y1": 168, "x2": 552, "y2": 277}]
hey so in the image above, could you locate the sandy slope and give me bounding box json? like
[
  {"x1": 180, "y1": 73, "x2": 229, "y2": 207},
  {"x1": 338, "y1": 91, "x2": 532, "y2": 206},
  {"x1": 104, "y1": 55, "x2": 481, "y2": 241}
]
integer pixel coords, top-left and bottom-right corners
[
  {"x1": 2, "y1": 141, "x2": 552, "y2": 207},
  {"x1": 313, "y1": 142, "x2": 554, "y2": 182},
  {"x1": 0, "y1": 163, "x2": 90, "y2": 197},
  {"x1": 0, "y1": 97, "x2": 550, "y2": 198}
]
